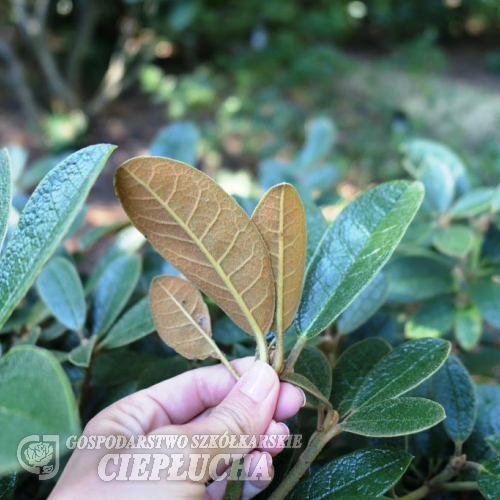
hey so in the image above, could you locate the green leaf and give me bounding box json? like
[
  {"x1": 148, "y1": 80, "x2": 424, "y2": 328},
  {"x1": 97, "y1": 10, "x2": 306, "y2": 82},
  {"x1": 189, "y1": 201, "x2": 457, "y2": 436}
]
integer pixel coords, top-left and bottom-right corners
[
  {"x1": 338, "y1": 273, "x2": 389, "y2": 334},
  {"x1": 452, "y1": 188, "x2": 496, "y2": 218},
  {"x1": 296, "y1": 181, "x2": 424, "y2": 339},
  {"x1": 288, "y1": 448, "x2": 412, "y2": 500},
  {"x1": 0, "y1": 473, "x2": 17, "y2": 500},
  {"x1": 353, "y1": 338, "x2": 450, "y2": 409},
  {"x1": 304, "y1": 202, "x2": 328, "y2": 264},
  {"x1": 331, "y1": 338, "x2": 392, "y2": 417},
  {"x1": 418, "y1": 159, "x2": 455, "y2": 213},
  {"x1": 486, "y1": 435, "x2": 500, "y2": 454},
  {"x1": 78, "y1": 221, "x2": 129, "y2": 251},
  {"x1": 0, "y1": 346, "x2": 80, "y2": 474},
  {"x1": 405, "y1": 297, "x2": 455, "y2": 339},
  {"x1": 455, "y1": 306, "x2": 482, "y2": 351},
  {"x1": 0, "y1": 145, "x2": 115, "y2": 330},
  {"x1": 433, "y1": 225, "x2": 475, "y2": 258},
  {"x1": 478, "y1": 456, "x2": 500, "y2": 500},
  {"x1": 212, "y1": 316, "x2": 248, "y2": 345},
  {"x1": 471, "y1": 276, "x2": 500, "y2": 329},
  {"x1": 279, "y1": 372, "x2": 331, "y2": 409},
  {"x1": 36, "y1": 257, "x2": 86, "y2": 331},
  {"x1": 68, "y1": 336, "x2": 97, "y2": 367},
  {"x1": 294, "y1": 346, "x2": 332, "y2": 407},
  {"x1": 341, "y1": 397, "x2": 445, "y2": 437},
  {"x1": 432, "y1": 354, "x2": 477, "y2": 444},
  {"x1": 0, "y1": 149, "x2": 12, "y2": 252},
  {"x1": 296, "y1": 117, "x2": 336, "y2": 170},
  {"x1": 149, "y1": 122, "x2": 200, "y2": 166},
  {"x1": 99, "y1": 298, "x2": 155, "y2": 350},
  {"x1": 92, "y1": 254, "x2": 141, "y2": 337},
  {"x1": 385, "y1": 256, "x2": 453, "y2": 303}
]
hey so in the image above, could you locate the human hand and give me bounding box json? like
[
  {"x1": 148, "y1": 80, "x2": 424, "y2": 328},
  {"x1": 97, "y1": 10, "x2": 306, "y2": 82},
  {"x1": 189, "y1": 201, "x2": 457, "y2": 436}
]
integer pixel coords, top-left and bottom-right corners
[{"x1": 50, "y1": 358, "x2": 305, "y2": 500}]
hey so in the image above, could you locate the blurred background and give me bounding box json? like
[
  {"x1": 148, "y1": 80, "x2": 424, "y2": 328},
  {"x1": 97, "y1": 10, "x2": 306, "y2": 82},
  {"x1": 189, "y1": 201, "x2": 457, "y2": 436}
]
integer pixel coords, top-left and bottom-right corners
[{"x1": 1, "y1": 0, "x2": 500, "y2": 212}]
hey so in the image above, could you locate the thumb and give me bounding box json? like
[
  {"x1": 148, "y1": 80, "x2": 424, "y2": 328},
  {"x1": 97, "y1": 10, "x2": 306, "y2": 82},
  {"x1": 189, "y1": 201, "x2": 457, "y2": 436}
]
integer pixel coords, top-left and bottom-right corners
[{"x1": 187, "y1": 360, "x2": 280, "y2": 458}]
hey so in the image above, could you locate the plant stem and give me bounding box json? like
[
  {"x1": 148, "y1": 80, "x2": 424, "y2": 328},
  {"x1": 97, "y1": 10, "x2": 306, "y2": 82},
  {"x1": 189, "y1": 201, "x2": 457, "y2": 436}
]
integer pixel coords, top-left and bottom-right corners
[
  {"x1": 441, "y1": 481, "x2": 478, "y2": 492},
  {"x1": 208, "y1": 338, "x2": 240, "y2": 380},
  {"x1": 272, "y1": 330, "x2": 284, "y2": 373},
  {"x1": 283, "y1": 335, "x2": 307, "y2": 372},
  {"x1": 269, "y1": 411, "x2": 341, "y2": 500}
]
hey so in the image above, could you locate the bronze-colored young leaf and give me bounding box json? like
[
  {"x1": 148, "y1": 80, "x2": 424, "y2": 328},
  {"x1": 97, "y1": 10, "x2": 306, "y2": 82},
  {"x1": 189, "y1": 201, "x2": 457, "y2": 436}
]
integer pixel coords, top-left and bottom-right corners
[
  {"x1": 115, "y1": 157, "x2": 275, "y2": 357},
  {"x1": 252, "y1": 183, "x2": 306, "y2": 335},
  {"x1": 150, "y1": 275, "x2": 216, "y2": 360}
]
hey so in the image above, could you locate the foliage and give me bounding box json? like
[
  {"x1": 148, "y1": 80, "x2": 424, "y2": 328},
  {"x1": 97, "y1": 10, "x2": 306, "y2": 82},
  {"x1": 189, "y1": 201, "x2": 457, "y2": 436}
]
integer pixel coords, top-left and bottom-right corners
[{"x1": 0, "y1": 129, "x2": 499, "y2": 500}]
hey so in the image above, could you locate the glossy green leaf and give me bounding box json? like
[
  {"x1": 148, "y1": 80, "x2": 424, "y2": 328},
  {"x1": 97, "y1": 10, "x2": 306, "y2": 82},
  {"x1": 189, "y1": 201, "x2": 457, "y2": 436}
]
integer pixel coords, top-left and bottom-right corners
[
  {"x1": 405, "y1": 297, "x2": 455, "y2": 339},
  {"x1": 432, "y1": 354, "x2": 477, "y2": 444},
  {"x1": 0, "y1": 473, "x2": 17, "y2": 500},
  {"x1": 455, "y1": 306, "x2": 482, "y2": 351},
  {"x1": 36, "y1": 257, "x2": 86, "y2": 331},
  {"x1": 304, "y1": 202, "x2": 328, "y2": 264},
  {"x1": 0, "y1": 145, "x2": 115, "y2": 330},
  {"x1": 385, "y1": 256, "x2": 453, "y2": 303},
  {"x1": 478, "y1": 457, "x2": 500, "y2": 500},
  {"x1": 433, "y1": 225, "x2": 475, "y2": 258},
  {"x1": 99, "y1": 298, "x2": 155, "y2": 350},
  {"x1": 486, "y1": 435, "x2": 500, "y2": 454},
  {"x1": 149, "y1": 122, "x2": 200, "y2": 166},
  {"x1": 92, "y1": 254, "x2": 141, "y2": 337},
  {"x1": 353, "y1": 338, "x2": 450, "y2": 409},
  {"x1": 294, "y1": 346, "x2": 332, "y2": 407},
  {"x1": 452, "y1": 188, "x2": 496, "y2": 218},
  {"x1": 338, "y1": 272, "x2": 389, "y2": 334},
  {"x1": 287, "y1": 448, "x2": 412, "y2": 500},
  {"x1": 331, "y1": 338, "x2": 392, "y2": 417},
  {"x1": 296, "y1": 181, "x2": 424, "y2": 339},
  {"x1": 341, "y1": 397, "x2": 445, "y2": 437},
  {"x1": 0, "y1": 149, "x2": 12, "y2": 252},
  {"x1": 471, "y1": 277, "x2": 500, "y2": 329},
  {"x1": 280, "y1": 372, "x2": 331, "y2": 409},
  {"x1": 0, "y1": 346, "x2": 80, "y2": 474},
  {"x1": 68, "y1": 336, "x2": 97, "y2": 367}
]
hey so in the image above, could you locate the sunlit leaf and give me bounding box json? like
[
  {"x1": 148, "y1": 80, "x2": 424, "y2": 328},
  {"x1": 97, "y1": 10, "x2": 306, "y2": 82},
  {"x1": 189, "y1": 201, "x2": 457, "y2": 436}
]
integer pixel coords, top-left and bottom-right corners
[
  {"x1": 252, "y1": 183, "x2": 306, "y2": 337},
  {"x1": 478, "y1": 457, "x2": 500, "y2": 500},
  {"x1": 115, "y1": 158, "x2": 275, "y2": 346},
  {"x1": 455, "y1": 306, "x2": 482, "y2": 351},
  {"x1": 0, "y1": 149, "x2": 12, "y2": 252}
]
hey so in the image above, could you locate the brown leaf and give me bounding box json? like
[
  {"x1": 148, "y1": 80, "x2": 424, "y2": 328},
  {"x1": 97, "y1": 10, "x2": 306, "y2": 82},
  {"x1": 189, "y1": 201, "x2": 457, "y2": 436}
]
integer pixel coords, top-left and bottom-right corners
[
  {"x1": 114, "y1": 157, "x2": 275, "y2": 350},
  {"x1": 149, "y1": 275, "x2": 215, "y2": 360},
  {"x1": 252, "y1": 183, "x2": 306, "y2": 335}
]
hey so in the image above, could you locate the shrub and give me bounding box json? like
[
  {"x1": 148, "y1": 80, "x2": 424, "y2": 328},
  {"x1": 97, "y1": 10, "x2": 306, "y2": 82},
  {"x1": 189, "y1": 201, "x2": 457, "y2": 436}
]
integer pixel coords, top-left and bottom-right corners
[{"x1": 0, "y1": 134, "x2": 499, "y2": 499}]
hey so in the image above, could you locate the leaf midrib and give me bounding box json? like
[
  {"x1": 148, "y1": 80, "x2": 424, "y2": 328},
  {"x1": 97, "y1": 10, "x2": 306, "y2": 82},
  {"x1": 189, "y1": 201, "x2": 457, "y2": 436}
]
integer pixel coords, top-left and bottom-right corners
[{"x1": 126, "y1": 168, "x2": 264, "y2": 338}]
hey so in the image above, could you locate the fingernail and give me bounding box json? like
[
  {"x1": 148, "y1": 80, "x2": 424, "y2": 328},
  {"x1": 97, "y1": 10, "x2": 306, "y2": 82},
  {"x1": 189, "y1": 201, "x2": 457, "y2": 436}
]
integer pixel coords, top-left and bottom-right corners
[
  {"x1": 240, "y1": 360, "x2": 277, "y2": 403},
  {"x1": 299, "y1": 389, "x2": 307, "y2": 407},
  {"x1": 263, "y1": 451, "x2": 273, "y2": 470}
]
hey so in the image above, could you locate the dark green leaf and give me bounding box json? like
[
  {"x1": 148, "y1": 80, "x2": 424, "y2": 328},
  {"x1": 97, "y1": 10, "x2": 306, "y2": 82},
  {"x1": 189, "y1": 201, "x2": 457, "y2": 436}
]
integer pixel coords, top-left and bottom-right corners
[
  {"x1": 341, "y1": 397, "x2": 445, "y2": 437},
  {"x1": 331, "y1": 338, "x2": 392, "y2": 417},
  {"x1": 338, "y1": 273, "x2": 388, "y2": 334},
  {"x1": 296, "y1": 181, "x2": 423, "y2": 339},
  {"x1": 431, "y1": 354, "x2": 477, "y2": 444},
  {"x1": 471, "y1": 276, "x2": 500, "y2": 329},
  {"x1": 0, "y1": 145, "x2": 115, "y2": 329},
  {"x1": 92, "y1": 254, "x2": 141, "y2": 337},
  {"x1": 385, "y1": 256, "x2": 453, "y2": 303},
  {"x1": 405, "y1": 297, "x2": 455, "y2": 339},
  {"x1": 280, "y1": 372, "x2": 331, "y2": 409},
  {"x1": 0, "y1": 473, "x2": 17, "y2": 500},
  {"x1": 455, "y1": 306, "x2": 482, "y2": 351},
  {"x1": 0, "y1": 149, "x2": 12, "y2": 252},
  {"x1": 294, "y1": 346, "x2": 332, "y2": 407},
  {"x1": 353, "y1": 338, "x2": 450, "y2": 409},
  {"x1": 288, "y1": 448, "x2": 412, "y2": 500},
  {"x1": 304, "y1": 202, "x2": 328, "y2": 264},
  {"x1": 99, "y1": 298, "x2": 155, "y2": 350},
  {"x1": 0, "y1": 346, "x2": 80, "y2": 474},
  {"x1": 212, "y1": 317, "x2": 248, "y2": 345},
  {"x1": 36, "y1": 257, "x2": 86, "y2": 331},
  {"x1": 486, "y1": 435, "x2": 500, "y2": 454},
  {"x1": 478, "y1": 456, "x2": 500, "y2": 500}
]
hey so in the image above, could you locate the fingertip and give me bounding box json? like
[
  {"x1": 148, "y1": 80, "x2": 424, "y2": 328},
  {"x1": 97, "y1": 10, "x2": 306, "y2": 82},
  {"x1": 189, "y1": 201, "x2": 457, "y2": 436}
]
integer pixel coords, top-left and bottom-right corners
[{"x1": 274, "y1": 382, "x2": 306, "y2": 421}]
